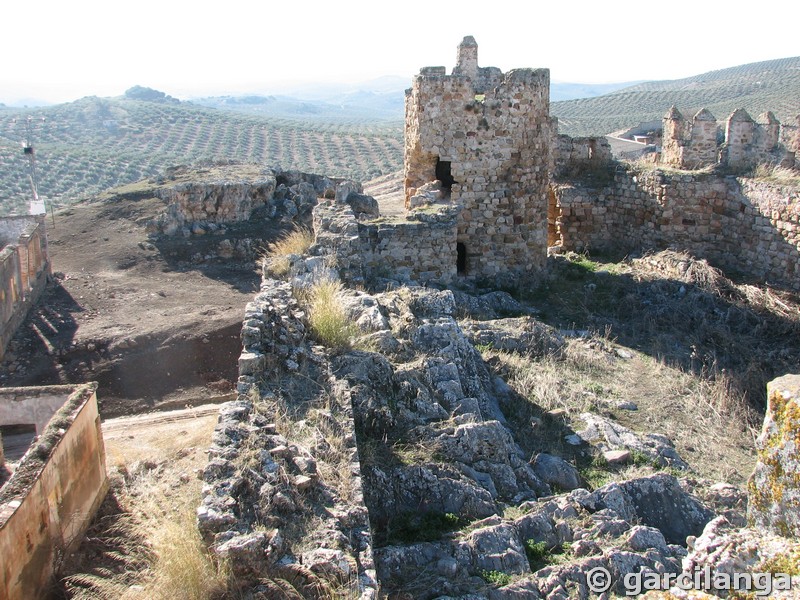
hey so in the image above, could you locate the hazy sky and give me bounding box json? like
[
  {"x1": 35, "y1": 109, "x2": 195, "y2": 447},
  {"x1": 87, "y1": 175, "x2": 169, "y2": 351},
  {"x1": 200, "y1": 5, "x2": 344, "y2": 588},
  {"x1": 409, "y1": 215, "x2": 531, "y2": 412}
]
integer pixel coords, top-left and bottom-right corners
[{"x1": 3, "y1": 0, "x2": 799, "y2": 104}]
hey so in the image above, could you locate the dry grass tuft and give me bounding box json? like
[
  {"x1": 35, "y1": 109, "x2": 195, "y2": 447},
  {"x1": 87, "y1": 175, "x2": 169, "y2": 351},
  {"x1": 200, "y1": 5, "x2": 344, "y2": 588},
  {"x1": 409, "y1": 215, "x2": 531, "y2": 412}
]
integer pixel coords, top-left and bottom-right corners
[
  {"x1": 752, "y1": 163, "x2": 800, "y2": 186},
  {"x1": 262, "y1": 227, "x2": 315, "y2": 277},
  {"x1": 307, "y1": 279, "x2": 358, "y2": 349},
  {"x1": 62, "y1": 415, "x2": 228, "y2": 600}
]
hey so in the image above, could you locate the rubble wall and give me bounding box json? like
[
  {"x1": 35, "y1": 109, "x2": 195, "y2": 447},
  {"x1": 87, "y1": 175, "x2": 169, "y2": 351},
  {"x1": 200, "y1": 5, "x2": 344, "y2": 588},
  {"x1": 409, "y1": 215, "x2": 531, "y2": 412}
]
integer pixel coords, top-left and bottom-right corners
[
  {"x1": 311, "y1": 200, "x2": 460, "y2": 285},
  {"x1": 149, "y1": 169, "x2": 341, "y2": 236},
  {"x1": 0, "y1": 384, "x2": 107, "y2": 600},
  {"x1": 199, "y1": 281, "x2": 378, "y2": 597},
  {"x1": 553, "y1": 169, "x2": 800, "y2": 288}
]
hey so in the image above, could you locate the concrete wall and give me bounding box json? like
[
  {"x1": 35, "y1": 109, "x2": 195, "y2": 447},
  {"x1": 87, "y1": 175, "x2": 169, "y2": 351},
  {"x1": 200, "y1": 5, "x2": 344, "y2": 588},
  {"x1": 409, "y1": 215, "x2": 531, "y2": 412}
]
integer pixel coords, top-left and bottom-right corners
[
  {"x1": 0, "y1": 384, "x2": 107, "y2": 600},
  {"x1": 0, "y1": 215, "x2": 50, "y2": 360},
  {"x1": 553, "y1": 167, "x2": 800, "y2": 288}
]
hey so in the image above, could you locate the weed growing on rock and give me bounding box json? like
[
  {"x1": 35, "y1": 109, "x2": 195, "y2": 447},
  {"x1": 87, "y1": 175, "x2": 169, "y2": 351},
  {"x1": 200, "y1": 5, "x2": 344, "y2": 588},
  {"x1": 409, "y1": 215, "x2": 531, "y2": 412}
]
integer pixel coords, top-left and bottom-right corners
[
  {"x1": 525, "y1": 540, "x2": 573, "y2": 571},
  {"x1": 386, "y1": 511, "x2": 463, "y2": 544},
  {"x1": 262, "y1": 227, "x2": 314, "y2": 277},
  {"x1": 308, "y1": 279, "x2": 358, "y2": 349},
  {"x1": 480, "y1": 570, "x2": 513, "y2": 587}
]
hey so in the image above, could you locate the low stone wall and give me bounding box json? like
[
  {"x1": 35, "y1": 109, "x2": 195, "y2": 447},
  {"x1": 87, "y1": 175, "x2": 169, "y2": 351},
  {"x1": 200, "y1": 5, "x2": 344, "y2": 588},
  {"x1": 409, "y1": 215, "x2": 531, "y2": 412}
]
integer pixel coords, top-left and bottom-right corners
[
  {"x1": 0, "y1": 216, "x2": 50, "y2": 360},
  {"x1": 148, "y1": 169, "x2": 342, "y2": 236},
  {"x1": 311, "y1": 199, "x2": 461, "y2": 285},
  {"x1": 0, "y1": 384, "x2": 107, "y2": 600},
  {"x1": 199, "y1": 282, "x2": 377, "y2": 598},
  {"x1": 553, "y1": 167, "x2": 800, "y2": 288},
  {"x1": 359, "y1": 209, "x2": 460, "y2": 283}
]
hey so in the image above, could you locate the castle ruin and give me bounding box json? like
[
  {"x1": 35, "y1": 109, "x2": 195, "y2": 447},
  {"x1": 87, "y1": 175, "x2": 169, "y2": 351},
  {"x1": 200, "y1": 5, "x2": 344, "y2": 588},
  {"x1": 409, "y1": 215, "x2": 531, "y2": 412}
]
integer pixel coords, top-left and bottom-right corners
[
  {"x1": 403, "y1": 36, "x2": 552, "y2": 283},
  {"x1": 661, "y1": 106, "x2": 796, "y2": 171}
]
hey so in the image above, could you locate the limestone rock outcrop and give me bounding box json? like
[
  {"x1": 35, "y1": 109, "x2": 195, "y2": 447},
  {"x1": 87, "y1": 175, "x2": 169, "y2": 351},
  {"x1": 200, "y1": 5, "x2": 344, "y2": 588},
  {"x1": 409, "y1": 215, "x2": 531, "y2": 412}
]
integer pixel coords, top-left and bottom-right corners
[{"x1": 748, "y1": 374, "x2": 800, "y2": 537}]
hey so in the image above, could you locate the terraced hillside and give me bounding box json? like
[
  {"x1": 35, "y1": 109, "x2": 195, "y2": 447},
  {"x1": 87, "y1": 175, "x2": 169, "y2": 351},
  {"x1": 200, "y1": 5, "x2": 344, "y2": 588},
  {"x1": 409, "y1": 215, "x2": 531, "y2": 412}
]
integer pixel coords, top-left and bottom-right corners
[
  {"x1": 552, "y1": 56, "x2": 800, "y2": 136},
  {"x1": 0, "y1": 97, "x2": 403, "y2": 215}
]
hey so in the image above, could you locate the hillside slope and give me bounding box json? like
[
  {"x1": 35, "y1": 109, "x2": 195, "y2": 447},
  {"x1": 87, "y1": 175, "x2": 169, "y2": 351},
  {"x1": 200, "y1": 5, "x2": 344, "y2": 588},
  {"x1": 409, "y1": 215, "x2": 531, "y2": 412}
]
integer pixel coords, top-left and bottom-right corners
[
  {"x1": 0, "y1": 97, "x2": 403, "y2": 215},
  {"x1": 552, "y1": 56, "x2": 800, "y2": 136}
]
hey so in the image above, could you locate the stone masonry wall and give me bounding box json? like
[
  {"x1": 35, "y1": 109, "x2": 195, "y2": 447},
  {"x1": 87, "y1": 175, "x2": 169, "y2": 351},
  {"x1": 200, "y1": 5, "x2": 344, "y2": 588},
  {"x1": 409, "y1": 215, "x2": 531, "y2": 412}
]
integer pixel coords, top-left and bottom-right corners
[
  {"x1": 311, "y1": 199, "x2": 460, "y2": 286},
  {"x1": 404, "y1": 37, "x2": 551, "y2": 284},
  {"x1": 359, "y1": 209, "x2": 460, "y2": 284},
  {"x1": 553, "y1": 168, "x2": 800, "y2": 288},
  {"x1": 552, "y1": 135, "x2": 613, "y2": 179},
  {"x1": 661, "y1": 107, "x2": 795, "y2": 172}
]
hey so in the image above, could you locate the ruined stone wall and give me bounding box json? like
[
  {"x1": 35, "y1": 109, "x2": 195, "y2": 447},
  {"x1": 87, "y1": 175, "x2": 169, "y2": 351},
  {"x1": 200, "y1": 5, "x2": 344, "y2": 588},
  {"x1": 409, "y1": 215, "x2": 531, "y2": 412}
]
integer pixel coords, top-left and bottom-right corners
[
  {"x1": 359, "y1": 210, "x2": 459, "y2": 284},
  {"x1": 552, "y1": 135, "x2": 613, "y2": 179},
  {"x1": 554, "y1": 168, "x2": 800, "y2": 288},
  {"x1": 661, "y1": 107, "x2": 795, "y2": 171},
  {"x1": 200, "y1": 282, "x2": 377, "y2": 597},
  {"x1": 404, "y1": 37, "x2": 551, "y2": 284},
  {"x1": 0, "y1": 216, "x2": 50, "y2": 360},
  {"x1": 311, "y1": 200, "x2": 460, "y2": 285},
  {"x1": 0, "y1": 384, "x2": 107, "y2": 600},
  {"x1": 149, "y1": 169, "x2": 340, "y2": 236}
]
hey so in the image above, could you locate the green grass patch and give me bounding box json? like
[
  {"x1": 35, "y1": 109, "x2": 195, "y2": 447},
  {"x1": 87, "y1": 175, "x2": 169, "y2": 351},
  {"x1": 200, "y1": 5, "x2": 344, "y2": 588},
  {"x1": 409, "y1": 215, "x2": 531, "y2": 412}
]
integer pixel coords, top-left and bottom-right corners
[{"x1": 480, "y1": 570, "x2": 512, "y2": 587}]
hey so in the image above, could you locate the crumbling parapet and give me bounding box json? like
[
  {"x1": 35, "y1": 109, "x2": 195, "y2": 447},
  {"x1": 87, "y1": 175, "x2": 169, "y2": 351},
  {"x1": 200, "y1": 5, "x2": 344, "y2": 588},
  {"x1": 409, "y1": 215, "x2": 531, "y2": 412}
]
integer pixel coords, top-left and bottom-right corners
[
  {"x1": 661, "y1": 106, "x2": 795, "y2": 172},
  {"x1": 661, "y1": 106, "x2": 719, "y2": 169},
  {"x1": 404, "y1": 36, "x2": 551, "y2": 284},
  {"x1": 748, "y1": 374, "x2": 800, "y2": 537}
]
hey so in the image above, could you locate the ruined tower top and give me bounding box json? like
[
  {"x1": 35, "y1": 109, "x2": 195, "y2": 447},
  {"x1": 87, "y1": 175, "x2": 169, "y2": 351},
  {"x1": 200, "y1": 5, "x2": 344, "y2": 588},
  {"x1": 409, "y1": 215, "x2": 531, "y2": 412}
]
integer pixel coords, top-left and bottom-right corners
[{"x1": 454, "y1": 35, "x2": 479, "y2": 77}]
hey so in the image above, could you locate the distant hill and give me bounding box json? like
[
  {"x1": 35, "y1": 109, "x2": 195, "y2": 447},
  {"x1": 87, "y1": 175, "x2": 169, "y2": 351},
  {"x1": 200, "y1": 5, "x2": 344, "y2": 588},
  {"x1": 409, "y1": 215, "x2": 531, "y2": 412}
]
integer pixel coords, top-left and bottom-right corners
[{"x1": 552, "y1": 56, "x2": 800, "y2": 136}]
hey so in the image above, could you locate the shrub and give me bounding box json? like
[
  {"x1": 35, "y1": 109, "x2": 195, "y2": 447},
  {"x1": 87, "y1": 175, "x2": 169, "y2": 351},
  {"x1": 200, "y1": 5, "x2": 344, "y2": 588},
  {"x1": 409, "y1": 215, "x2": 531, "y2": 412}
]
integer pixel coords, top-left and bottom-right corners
[
  {"x1": 481, "y1": 570, "x2": 512, "y2": 587},
  {"x1": 386, "y1": 511, "x2": 463, "y2": 544}
]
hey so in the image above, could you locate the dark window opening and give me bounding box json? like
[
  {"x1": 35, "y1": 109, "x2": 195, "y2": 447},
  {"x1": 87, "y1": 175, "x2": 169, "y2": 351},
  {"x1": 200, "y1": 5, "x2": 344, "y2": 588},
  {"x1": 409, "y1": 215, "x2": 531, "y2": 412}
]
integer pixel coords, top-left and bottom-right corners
[
  {"x1": 436, "y1": 158, "x2": 456, "y2": 190},
  {"x1": 456, "y1": 242, "x2": 467, "y2": 275}
]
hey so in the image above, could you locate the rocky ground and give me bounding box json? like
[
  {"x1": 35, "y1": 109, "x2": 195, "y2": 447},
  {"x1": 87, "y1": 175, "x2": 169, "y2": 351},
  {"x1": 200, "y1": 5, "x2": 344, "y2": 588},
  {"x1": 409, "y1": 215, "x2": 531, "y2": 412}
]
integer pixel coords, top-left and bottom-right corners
[
  {"x1": 6, "y1": 167, "x2": 800, "y2": 598},
  {"x1": 195, "y1": 219, "x2": 800, "y2": 598}
]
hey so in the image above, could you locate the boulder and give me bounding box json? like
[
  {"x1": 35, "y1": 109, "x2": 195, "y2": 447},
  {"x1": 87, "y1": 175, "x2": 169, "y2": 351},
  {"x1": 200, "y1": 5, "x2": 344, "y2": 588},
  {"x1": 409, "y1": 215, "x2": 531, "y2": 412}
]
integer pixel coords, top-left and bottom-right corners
[
  {"x1": 532, "y1": 453, "x2": 581, "y2": 491},
  {"x1": 592, "y1": 474, "x2": 715, "y2": 545}
]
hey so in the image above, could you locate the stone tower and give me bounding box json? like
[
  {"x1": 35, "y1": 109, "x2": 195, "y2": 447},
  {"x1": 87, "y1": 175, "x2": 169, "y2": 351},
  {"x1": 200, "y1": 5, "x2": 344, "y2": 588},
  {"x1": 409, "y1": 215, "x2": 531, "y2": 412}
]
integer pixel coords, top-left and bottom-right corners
[{"x1": 404, "y1": 36, "x2": 552, "y2": 283}]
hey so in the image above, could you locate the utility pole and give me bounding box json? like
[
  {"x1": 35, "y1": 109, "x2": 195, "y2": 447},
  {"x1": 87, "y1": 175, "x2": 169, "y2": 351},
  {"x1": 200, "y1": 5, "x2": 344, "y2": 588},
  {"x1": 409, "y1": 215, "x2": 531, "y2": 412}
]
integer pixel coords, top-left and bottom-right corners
[{"x1": 13, "y1": 115, "x2": 51, "y2": 223}]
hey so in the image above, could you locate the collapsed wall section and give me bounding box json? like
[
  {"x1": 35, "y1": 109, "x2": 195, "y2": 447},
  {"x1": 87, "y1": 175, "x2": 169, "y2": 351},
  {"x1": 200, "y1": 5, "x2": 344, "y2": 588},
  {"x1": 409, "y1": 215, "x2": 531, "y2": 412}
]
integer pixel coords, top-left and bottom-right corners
[
  {"x1": 553, "y1": 168, "x2": 800, "y2": 288},
  {"x1": 0, "y1": 383, "x2": 107, "y2": 600},
  {"x1": 199, "y1": 281, "x2": 378, "y2": 598}
]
